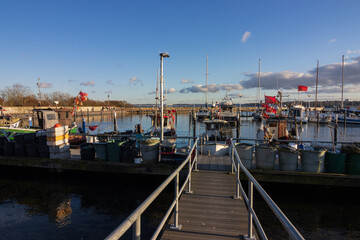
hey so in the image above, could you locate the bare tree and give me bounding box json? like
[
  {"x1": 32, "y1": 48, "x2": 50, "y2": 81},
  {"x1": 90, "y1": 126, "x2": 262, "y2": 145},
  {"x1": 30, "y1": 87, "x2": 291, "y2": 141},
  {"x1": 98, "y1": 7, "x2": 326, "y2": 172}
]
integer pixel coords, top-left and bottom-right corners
[
  {"x1": 43, "y1": 91, "x2": 73, "y2": 106},
  {"x1": 0, "y1": 85, "x2": 36, "y2": 106}
]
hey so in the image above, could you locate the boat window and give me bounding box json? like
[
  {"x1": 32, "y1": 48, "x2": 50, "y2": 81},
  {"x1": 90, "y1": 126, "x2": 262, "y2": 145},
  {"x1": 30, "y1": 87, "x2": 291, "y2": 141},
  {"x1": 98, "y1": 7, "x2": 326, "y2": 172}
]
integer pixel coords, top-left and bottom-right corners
[{"x1": 46, "y1": 113, "x2": 57, "y2": 120}]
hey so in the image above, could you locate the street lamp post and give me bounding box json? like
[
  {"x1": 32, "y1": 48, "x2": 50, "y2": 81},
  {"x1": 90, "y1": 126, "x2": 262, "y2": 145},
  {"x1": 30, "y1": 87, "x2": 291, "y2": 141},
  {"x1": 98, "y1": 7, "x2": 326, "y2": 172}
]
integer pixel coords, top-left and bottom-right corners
[{"x1": 159, "y1": 53, "x2": 170, "y2": 142}]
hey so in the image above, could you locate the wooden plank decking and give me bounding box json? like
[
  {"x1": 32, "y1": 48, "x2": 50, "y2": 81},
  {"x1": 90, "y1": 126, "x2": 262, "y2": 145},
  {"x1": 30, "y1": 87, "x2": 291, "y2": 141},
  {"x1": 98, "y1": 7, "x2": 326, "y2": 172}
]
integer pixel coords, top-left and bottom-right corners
[{"x1": 161, "y1": 155, "x2": 249, "y2": 240}]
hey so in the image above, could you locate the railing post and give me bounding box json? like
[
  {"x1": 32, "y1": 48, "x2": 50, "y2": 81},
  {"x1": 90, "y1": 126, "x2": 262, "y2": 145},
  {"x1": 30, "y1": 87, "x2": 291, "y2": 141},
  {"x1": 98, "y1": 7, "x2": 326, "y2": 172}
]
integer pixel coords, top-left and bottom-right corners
[
  {"x1": 231, "y1": 145, "x2": 235, "y2": 174},
  {"x1": 194, "y1": 143, "x2": 198, "y2": 172},
  {"x1": 170, "y1": 173, "x2": 182, "y2": 230},
  {"x1": 133, "y1": 215, "x2": 141, "y2": 240},
  {"x1": 186, "y1": 154, "x2": 193, "y2": 194},
  {"x1": 234, "y1": 161, "x2": 240, "y2": 199},
  {"x1": 246, "y1": 181, "x2": 254, "y2": 240}
]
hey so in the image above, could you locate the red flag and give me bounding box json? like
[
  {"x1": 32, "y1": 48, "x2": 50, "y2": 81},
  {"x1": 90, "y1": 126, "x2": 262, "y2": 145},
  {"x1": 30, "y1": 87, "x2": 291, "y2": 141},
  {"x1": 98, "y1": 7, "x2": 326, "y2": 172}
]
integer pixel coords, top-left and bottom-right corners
[
  {"x1": 263, "y1": 112, "x2": 269, "y2": 118},
  {"x1": 265, "y1": 95, "x2": 276, "y2": 104},
  {"x1": 298, "y1": 85, "x2": 308, "y2": 91},
  {"x1": 262, "y1": 104, "x2": 276, "y2": 113}
]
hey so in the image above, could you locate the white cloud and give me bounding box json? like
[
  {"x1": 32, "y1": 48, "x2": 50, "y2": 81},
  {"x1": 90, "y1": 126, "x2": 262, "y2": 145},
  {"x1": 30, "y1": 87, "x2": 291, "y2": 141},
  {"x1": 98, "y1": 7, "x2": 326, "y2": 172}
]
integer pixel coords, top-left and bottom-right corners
[
  {"x1": 167, "y1": 88, "x2": 176, "y2": 94},
  {"x1": 220, "y1": 84, "x2": 243, "y2": 92},
  {"x1": 80, "y1": 80, "x2": 95, "y2": 86},
  {"x1": 329, "y1": 38, "x2": 336, "y2": 43},
  {"x1": 241, "y1": 31, "x2": 251, "y2": 43},
  {"x1": 180, "y1": 84, "x2": 220, "y2": 93},
  {"x1": 39, "y1": 82, "x2": 53, "y2": 88},
  {"x1": 179, "y1": 83, "x2": 243, "y2": 93},
  {"x1": 347, "y1": 49, "x2": 360, "y2": 55},
  {"x1": 129, "y1": 76, "x2": 143, "y2": 86},
  {"x1": 180, "y1": 78, "x2": 194, "y2": 84},
  {"x1": 240, "y1": 57, "x2": 360, "y2": 91}
]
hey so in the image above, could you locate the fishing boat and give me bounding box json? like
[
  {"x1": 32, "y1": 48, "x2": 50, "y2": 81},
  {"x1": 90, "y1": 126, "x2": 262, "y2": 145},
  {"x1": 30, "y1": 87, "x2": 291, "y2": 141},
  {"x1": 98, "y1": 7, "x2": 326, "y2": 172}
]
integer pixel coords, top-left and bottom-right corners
[
  {"x1": 218, "y1": 94, "x2": 237, "y2": 123},
  {"x1": 200, "y1": 119, "x2": 232, "y2": 155},
  {"x1": 289, "y1": 105, "x2": 308, "y2": 123},
  {"x1": 0, "y1": 107, "x2": 21, "y2": 128},
  {"x1": 308, "y1": 112, "x2": 332, "y2": 124},
  {"x1": 336, "y1": 112, "x2": 360, "y2": 124},
  {"x1": 196, "y1": 107, "x2": 211, "y2": 121}
]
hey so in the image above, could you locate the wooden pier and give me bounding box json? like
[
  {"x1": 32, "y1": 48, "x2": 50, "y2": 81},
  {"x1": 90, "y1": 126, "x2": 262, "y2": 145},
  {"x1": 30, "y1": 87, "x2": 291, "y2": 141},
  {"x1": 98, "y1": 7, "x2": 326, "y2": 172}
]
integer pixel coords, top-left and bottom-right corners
[{"x1": 161, "y1": 155, "x2": 251, "y2": 240}]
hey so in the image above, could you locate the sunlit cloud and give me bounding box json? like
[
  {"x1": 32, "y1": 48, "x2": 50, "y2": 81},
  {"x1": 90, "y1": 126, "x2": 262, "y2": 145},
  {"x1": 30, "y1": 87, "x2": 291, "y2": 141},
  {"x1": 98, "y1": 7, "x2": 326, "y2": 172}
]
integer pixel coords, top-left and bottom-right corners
[
  {"x1": 347, "y1": 49, "x2": 360, "y2": 55},
  {"x1": 80, "y1": 80, "x2": 95, "y2": 86},
  {"x1": 240, "y1": 56, "x2": 360, "y2": 91},
  {"x1": 329, "y1": 38, "x2": 336, "y2": 43},
  {"x1": 167, "y1": 88, "x2": 176, "y2": 94},
  {"x1": 129, "y1": 76, "x2": 143, "y2": 86},
  {"x1": 220, "y1": 84, "x2": 243, "y2": 92},
  {"x1": 39, "y1": 82, "x2": 53, "y2": 88},
  {"x1": 180, "y1": 84, "x2": 220, "y2": 93},
  {"x1": 180, "y1": 78, "x2": 194, "y2": 84},
  {"x1": 241, "y1": 31, "x2": 251, "y2": 43}
]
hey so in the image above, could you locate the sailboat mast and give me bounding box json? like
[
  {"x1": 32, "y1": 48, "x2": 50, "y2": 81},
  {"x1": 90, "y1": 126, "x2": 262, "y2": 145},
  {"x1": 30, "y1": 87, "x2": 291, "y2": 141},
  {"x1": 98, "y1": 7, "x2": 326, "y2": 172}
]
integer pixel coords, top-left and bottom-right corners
[
  {"x1": 257, "y1": 58, "x2": 261, "y2": 107},
  {"x1": 341, "y1": 55, "x2": 345, "y2": 109},
  {"x1": 315, "y1": 60, "x2": 319, "y2": 113},
  {"x1": 206, "y1": 54, "x2": 208, "y2": 107}
]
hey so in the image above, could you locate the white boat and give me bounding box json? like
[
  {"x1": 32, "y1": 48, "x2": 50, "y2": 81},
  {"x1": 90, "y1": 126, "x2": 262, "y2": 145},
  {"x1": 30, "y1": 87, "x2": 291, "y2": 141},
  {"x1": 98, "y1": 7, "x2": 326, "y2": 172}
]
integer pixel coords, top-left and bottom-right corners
[
  {"x1": 335, "y1": 112, "x2": 360, "y2": 124},
  {"x1": 289, "y1": 105, "x2": 308, "y2": 123},
  {"x1": 218, "y1": 95, "x2": 237, "y2": 122},
  {"x1": 308, "y1": 112, "x2": 332, "y2": 124},
  {"x1": 196, "y1": 107, "x2": 211, "y2": 121},
  {"x1": 0, "y1": 107, "x2": 21, "y2": 128},
  {"x1": 200, "y1": 119, "x2": 232, "y2": 155}
]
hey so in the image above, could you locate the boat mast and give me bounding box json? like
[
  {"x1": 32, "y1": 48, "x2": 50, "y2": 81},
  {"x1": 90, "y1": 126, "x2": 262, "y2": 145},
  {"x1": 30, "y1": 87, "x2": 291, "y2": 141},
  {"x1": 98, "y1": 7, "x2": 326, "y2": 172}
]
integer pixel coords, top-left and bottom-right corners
[
  {"x1": 206, "y1": 54, "x2": 208, "y2": 108},
  {"x1": 257, "y1": 58, "x2": 261, "y2": 107},
  {"x1": 315, "y1": 60, "x2": 319, "y2": 114},
  {"x1": 341, "y1": 55, "x2": 345, "y2": 109},
  {"x1": 155, "y1": 68, "x2": 159, "y2": 130}
]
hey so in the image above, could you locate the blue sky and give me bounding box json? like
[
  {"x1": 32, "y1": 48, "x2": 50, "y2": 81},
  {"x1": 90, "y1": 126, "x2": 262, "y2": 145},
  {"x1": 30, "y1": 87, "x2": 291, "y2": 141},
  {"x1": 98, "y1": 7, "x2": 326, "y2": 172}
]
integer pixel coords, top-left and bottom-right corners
[{"x1": 1, "y1": 0, "x2": 360, "y2": 104}]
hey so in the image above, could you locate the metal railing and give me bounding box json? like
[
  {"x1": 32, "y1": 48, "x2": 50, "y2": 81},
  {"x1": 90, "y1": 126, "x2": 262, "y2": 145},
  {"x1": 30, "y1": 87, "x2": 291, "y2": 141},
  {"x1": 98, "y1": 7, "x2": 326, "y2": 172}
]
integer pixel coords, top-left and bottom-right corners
[
  {"x1": 105, "y1": 137, "x2": 199, "y2": 240},
  {"x1": 230, "y1": 138, "x2": 305, "y2": 240}
]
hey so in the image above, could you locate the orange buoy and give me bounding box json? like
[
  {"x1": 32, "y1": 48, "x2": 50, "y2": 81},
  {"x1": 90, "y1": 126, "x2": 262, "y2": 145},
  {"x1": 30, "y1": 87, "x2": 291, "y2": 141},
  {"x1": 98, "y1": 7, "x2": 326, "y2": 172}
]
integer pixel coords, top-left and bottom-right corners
[{"x1": 54, "y1": 123, "x2": 61, "y2": 128}]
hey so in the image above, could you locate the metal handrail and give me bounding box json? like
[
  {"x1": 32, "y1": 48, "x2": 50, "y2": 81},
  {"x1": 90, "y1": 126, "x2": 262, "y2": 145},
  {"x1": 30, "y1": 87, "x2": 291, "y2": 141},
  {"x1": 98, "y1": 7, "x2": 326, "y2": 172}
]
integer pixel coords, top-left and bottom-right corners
[
  {"x1": 233, "y1": 137, "x2": 360, "y2": 145},
  {"x1": 230, "y1": 139, "x2": 305, "y2": 240},
  {"x1": 105, "y1": 138, "x2": 199, "y2": 240}
]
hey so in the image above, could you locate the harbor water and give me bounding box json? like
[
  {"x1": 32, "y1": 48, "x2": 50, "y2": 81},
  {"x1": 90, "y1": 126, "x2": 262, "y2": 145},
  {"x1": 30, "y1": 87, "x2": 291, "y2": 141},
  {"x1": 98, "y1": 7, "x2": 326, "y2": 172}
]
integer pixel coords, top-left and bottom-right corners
[{"x1": 1, "y1": 113, "x2": 360, "y2": 239}]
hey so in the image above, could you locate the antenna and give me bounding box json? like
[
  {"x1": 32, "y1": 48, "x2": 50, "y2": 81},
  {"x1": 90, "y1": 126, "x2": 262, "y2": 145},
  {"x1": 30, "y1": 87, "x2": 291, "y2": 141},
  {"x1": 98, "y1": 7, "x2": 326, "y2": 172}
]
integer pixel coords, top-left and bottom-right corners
[
  {"x1": 37, "y1": 77, "x2": 42, "y2": 106},
  {"x1": 256, "y1": 58, "x2": 261, "y2": 106},
  {"x1": 341, "y1": 55, "x2": 345, "y2": 109},
  {"x1": 206, "y1": 54, "x2": 208, "y2": 108}
]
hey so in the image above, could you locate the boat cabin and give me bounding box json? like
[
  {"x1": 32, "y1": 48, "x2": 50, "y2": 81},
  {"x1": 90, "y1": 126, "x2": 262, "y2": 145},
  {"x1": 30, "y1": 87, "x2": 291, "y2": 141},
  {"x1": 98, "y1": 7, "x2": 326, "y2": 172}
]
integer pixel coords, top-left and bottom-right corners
[
  {"x1": 289, "y1": 105, "x2": 308, "y2": 123},
  {"x1": 203, "y1": 119, "x2": 232, "y2": 141},
  {"x1": 33, "y1": 108, "x2": 73, "y2": 129}
]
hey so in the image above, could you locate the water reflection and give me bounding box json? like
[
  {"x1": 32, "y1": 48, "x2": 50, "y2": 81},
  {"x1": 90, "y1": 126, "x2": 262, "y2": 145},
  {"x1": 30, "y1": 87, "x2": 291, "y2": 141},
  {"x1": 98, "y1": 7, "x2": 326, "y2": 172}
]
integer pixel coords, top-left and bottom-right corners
[
  {"x1": 0, "y1": 171, "x2": 171, "y2": 240},
  {"x1": 76, "y1": 113, "x2": 360, "y2": 142}
]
